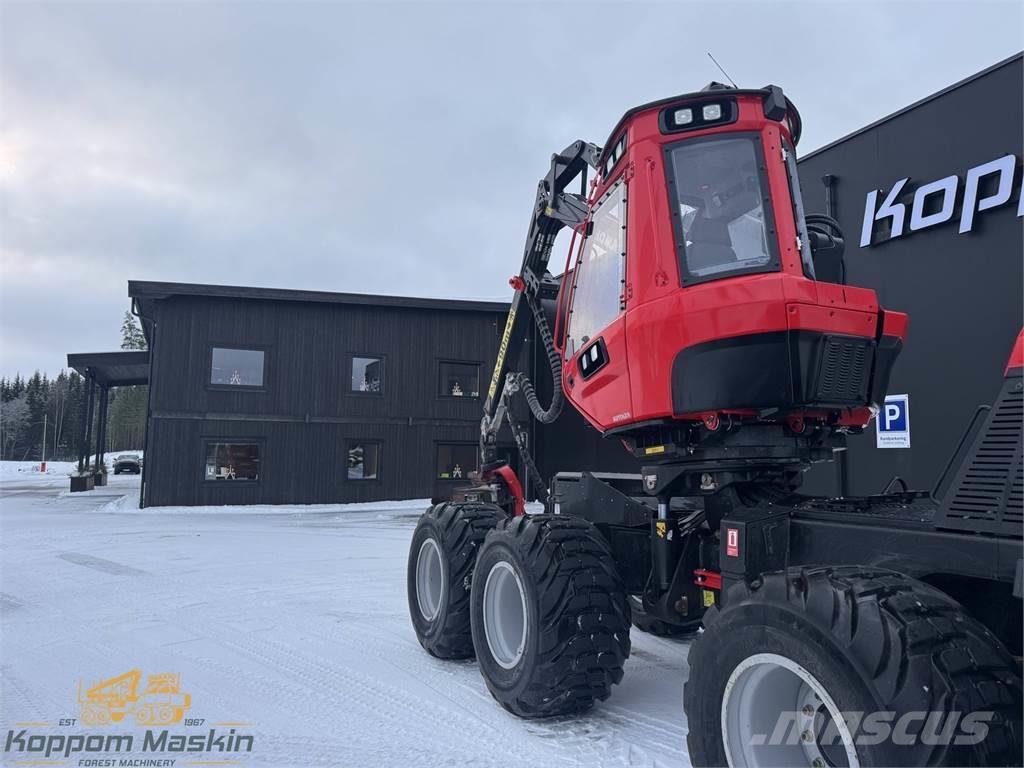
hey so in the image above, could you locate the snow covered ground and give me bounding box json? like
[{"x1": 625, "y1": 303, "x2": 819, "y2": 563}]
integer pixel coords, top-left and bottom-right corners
[
  {"x1": 0, "y1": 450, "x2": 143, "y2": 484},
  {"x1": 0, "y1": 459, "x2": 79, "y2": 482},
  {"x1": 0, "y1": 464, "x2": 693, "y2": 767}
]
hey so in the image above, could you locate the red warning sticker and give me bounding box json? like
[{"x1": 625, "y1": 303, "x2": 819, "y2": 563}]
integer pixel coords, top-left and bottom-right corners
[{"x1": 726, "y1": 528, "x2": 739, "y2": 558}]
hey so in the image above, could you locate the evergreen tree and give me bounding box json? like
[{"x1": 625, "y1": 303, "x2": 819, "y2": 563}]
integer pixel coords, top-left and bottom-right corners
[
  {"x1": 0, "y1": 394, "x2": 29, "y2": 460},
  {"x1": 25, "y1": 371, "x2": 46, "y2": 460},
  {"x1": 48, "y1": 372, "x2": 70, "y2": 459},
  {"x1": 104, "y1": 309, "x2": 149, "y2": 451},
  {"x1": 120, "y1": 311, "x2": 147, "y2": 351},
  {"x1": 65, "y1": 372, "x2": 83, "y2": 459},
  {"x1": 1, "y1": 310, "x2": 149, "y2": 460}
]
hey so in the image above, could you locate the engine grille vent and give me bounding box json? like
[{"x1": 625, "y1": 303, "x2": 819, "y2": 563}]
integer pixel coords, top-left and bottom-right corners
[
  {"x1": 939, "y1": 377, "x2": 1023, "y2": 535},
  {"x1": 815, "y1": 337, "x2": 870, "y2": 403}
]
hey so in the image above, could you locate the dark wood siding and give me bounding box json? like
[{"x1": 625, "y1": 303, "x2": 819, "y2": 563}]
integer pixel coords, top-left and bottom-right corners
[{"x1": 142, "y1": 295, "x2": 516, "y2": 506}]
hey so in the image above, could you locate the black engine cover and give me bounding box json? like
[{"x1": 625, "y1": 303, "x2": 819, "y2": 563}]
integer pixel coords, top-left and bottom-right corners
[{"x1": 671, "y1": 330, "x2": 896, "y2": 414}]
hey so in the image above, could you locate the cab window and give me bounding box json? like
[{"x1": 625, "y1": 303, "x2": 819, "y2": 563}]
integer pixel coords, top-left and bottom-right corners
[
  {"x1": 667, "y1": 134, "x2": 777, "y2": 283},
  {"x1": 566, "y1": 182, "x2": 625, "y2": 357}
]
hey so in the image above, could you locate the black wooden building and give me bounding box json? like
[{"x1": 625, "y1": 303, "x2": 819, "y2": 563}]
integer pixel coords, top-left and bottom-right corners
[{"x1": 131, "y1": 281, "x2": 517, "y2": 507}]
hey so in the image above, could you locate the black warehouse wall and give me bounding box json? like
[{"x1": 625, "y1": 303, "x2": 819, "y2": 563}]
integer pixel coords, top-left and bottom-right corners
[{"x1": 797, "y1": 53, "x2": 1023, "y2": 496}]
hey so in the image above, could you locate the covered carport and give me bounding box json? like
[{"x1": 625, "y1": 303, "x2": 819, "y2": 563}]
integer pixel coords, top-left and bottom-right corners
[{"x1": 66, "y1": 351, "x2": 149, "y2": 492}]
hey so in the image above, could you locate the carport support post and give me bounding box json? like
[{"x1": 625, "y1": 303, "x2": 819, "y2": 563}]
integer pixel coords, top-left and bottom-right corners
[
  {"x1": 96, "y1": 386, "x2": 109, "y2": 473},
  {"x1": 75, "y1": 380, "x2": 86, "y2": 473},
  {"x1": 83, "y1": 375, "x2": 96, "y2": 472}
]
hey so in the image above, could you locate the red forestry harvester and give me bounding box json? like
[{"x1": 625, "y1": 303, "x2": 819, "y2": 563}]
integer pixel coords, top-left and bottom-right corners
[{"x1": 407, "y1": 83, "x2": 1023, "y2": 766}]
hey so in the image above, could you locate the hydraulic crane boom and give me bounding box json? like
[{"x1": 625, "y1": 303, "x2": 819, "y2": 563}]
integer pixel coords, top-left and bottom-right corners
[{"x1": 478, "y1": 140, "x2": 601, "y2": 499}]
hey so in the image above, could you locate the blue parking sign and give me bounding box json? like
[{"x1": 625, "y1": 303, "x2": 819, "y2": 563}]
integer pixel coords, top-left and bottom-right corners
[{"x1": 876, "y1": 393, "x2": 910, "y2": 448}]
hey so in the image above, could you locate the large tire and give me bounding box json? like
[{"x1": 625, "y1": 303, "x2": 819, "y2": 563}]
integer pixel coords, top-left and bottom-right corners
[
  {"x1": 407, "y1": 501, "x2": 505, "y2": 659},
  {"x1": 470, "y1": 514, "x2": 631, "y2": 717},
  {"x1": 684, "y1": 566, "x2": 1022, "y2": 767},
  {"x1": 628, "y1": 595, "x2": 701, "y2": 637}
]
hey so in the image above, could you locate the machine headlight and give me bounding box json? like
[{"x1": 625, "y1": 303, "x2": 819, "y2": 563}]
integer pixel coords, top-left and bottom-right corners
[
  {"x1": 673, "y1": 108, "x2": 694, "y2": 125},
  {"x1": 702, "y1": 103, "x2": 722, "y2": 121}
]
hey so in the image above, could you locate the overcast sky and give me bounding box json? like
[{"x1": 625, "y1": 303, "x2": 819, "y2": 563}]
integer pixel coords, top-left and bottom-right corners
[{"x1": 1, "y1": 1, "x2": 1021, "y2": 377}]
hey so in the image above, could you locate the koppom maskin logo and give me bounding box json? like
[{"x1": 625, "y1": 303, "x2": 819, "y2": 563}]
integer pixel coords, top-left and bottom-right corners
[
  {"x1": 78, "y1": 669, "x2": 191, "y2": 726},
  {"x1": 4, "y1": 668, "x2": 256, "y2": 764}
]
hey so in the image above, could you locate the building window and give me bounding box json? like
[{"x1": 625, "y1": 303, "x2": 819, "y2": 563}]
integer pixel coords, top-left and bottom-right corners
[
  {"x1": 438, "y1": 361, "x2": 480, "y2": 398},
  {"x1": 436, "y1": 443, "x2": 476, "y2": 480},
  {"x1": 347, "y1": 442, "x2": 381, "y2": 480},
  {"x1": 205, "y1": 442, "x2": 260, "y2": 481},
  {"x1": 210, "y1": 347, "x2": 265, "y2": 387},
  {"x1": 350, "y1": 355, "x2": 384, "y2": 394}
]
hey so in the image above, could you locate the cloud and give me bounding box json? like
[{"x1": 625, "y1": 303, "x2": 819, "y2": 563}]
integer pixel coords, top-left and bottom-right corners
[{"x1": 1, "y1": 1, "x2": 1021, "y2": 376}]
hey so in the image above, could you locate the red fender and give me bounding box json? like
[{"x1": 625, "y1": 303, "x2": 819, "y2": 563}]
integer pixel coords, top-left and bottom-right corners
[{"x1": 490, "y1": 464, "x2": 526, "y2": 517}]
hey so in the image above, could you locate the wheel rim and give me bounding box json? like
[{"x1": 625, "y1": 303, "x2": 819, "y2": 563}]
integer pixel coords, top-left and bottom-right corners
[
  {"x1": 482, "y1": 560, "x2": 527, "y2": 669},
  {"x1": 415, "y1": 538, "x2": 444, "y2": 622},
  {"x1": 721, "y1": 652, "x2": 859, "y2": 768}
]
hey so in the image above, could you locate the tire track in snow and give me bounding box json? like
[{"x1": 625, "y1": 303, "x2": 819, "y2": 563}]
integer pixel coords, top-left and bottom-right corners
[
  {"x1": 297, "y1": 615, "x2": 688, "y2": 765},
  {"x1": 165, "y1": 622, "x2": 547, "y2": 767},
  {"x1": 206, "y1": 628, "x2": 559, "y2": 767}
]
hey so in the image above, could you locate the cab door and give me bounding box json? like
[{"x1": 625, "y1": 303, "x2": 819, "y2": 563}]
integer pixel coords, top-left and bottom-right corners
[{"x1": 563, "y1": 179, "x2": 633, "y2": 430}]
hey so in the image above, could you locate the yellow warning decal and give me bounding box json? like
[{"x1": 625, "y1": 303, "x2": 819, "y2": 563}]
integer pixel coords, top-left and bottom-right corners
[
  {"x1": 487, "y1": 306, "x2": 517, "y2": 400},
  {"x1": 656, "y1": 521, "x2": 666, "y2": 538},
  {"x1": 644, "y1": 445, "x2": 666, "y2": 455},
  {"x1": 702, "y1": 589, "x2": 716, "y2": 607}
]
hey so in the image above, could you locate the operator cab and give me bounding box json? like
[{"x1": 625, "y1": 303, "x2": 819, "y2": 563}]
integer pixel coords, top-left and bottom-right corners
[{"x1": 558, "y1": 84, "x2": 906, "y2": 451}]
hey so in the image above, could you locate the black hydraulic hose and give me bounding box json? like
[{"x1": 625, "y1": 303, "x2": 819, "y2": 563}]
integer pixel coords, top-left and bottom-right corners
[
  {"x1": 804, "y1": 212, "x2": 842, "y2": 234},
  {"x1": 785, "y1": 96, "x2": 803, "y2": 147},
  {"x1": 494, "y1": 243, "x2": 566, "y2": 502},
  {"x1": 511, "y1": 291, "x2": 564, "y2": 424},
  {"x1": 805, "y1": 213, "x2": 847, "y2": 284},
  {"x1": 504, "y1": 228, "x2": 564, "y2": 426},
  {"x1": 505, "y1": 410, "x2": 550, "y2": 504}
]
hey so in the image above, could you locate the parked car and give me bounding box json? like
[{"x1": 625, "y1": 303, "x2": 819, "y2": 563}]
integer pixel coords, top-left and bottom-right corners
[{"x1": 112, "y1": 455, "x2": 141, "y2": 474}]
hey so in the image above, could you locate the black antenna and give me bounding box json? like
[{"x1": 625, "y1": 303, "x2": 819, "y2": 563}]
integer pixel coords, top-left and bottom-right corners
[{"x1": 707, "y1": 52, "x2": 738, "y2": 88}]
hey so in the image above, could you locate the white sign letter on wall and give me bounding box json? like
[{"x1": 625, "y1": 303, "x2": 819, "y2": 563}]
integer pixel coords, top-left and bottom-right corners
[
  {"x1": 859, "y1": 153, "x2": 1023, "y2": 248},
  {"x1": 909, "y1": 175, "x2": 958, "y2": 231},
  {"x1": 860, "y1": 178, "x2": 909, "y2": 247},
  {"x1": 959, "y1": 154, "x2": 1016, "y2": 233}
]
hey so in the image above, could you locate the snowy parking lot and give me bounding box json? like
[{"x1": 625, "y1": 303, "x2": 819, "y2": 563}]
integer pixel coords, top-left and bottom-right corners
[{"x1": 0, "y1": 467, "x2": 693, "y2": 767}]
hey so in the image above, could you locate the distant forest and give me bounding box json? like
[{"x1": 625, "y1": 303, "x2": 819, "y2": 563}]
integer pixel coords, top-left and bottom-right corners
[{"x1": 0, "y1": 311, "x2": 148, "y2": 461}]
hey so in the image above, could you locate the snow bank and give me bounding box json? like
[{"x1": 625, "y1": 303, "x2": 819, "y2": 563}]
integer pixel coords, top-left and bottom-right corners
[
  {"x1": 94, "y1": 495, "x2": 433, "y2": 515},
  {"x1": 0, "y1": 460, "x2": 77, "y2": 480},
  {"x1": 94, "y1": 496, "x2": 545, "y2": 516},
  {"x1": 0, "y1": 451, "x2": 143, "y2": 481}
]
